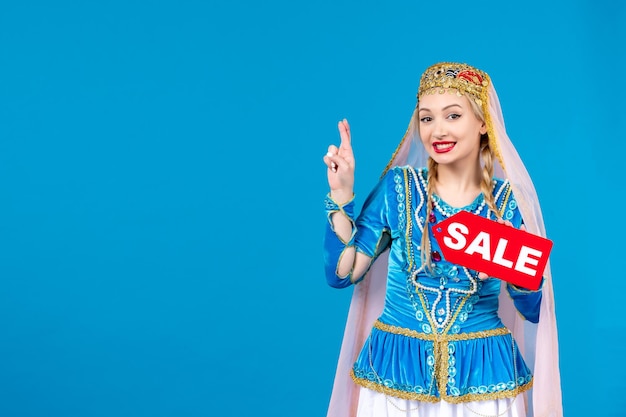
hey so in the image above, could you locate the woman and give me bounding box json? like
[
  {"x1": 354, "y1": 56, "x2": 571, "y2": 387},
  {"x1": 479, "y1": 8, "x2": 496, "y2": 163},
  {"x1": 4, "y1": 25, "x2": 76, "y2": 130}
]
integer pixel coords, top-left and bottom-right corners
[{"x1": 322, "y1": 62, "x2": 561, "y2": 417}]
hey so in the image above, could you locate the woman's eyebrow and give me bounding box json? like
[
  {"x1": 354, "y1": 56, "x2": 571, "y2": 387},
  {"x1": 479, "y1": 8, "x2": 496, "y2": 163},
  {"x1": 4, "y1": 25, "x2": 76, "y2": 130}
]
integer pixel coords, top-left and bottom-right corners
[{"x1": 419, "y1": 104, "x2": 463, "y2": 113}]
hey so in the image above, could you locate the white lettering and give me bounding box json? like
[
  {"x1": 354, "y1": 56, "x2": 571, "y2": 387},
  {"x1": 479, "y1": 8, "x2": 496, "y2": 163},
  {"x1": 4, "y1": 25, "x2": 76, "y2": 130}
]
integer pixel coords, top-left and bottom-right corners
[
  {"x1": 514, "y1": 246, "x2": 542, "y2": 276},
  {"x1": 443, "y1": 222, "x2": 468, "y2": 250},
  {"x1": 464, "y1": 232, "x2": 491, "y2": 260},
  {"x1": 492, "y1": 238, "x2": 514, "y2": 268}
]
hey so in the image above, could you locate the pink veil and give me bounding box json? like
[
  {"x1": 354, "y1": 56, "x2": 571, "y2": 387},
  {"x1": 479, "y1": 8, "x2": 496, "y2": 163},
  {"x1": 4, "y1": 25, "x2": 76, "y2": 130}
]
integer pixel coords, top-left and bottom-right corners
[{"x1": 326, "y1": 82, "x2": 562, "y2": 417}]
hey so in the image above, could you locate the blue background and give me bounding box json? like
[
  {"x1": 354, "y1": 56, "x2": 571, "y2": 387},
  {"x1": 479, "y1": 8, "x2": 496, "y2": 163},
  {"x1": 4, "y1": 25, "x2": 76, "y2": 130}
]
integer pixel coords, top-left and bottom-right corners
[{"x1": 0, "y1": 1, "x2": 624, "y2": 416}]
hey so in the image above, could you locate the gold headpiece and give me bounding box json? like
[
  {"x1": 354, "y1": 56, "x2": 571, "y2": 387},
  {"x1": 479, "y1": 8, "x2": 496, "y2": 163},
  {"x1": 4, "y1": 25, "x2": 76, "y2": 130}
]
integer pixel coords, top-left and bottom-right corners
[{"x1": 417, "y1": 62, "x2": 489, "y2": 107}]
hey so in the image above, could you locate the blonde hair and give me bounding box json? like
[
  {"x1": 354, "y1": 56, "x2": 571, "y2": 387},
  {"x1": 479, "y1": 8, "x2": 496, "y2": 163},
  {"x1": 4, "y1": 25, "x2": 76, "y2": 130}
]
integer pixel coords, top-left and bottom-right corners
[{"x1": 418, "y1": 92, "x2": 502, "y2": 272}]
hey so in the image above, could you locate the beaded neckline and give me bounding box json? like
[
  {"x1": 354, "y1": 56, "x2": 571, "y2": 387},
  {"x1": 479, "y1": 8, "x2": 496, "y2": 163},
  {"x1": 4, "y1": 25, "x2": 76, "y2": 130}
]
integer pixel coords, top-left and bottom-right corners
[{"x1": 431, "y1": 192, "x2": 486, "y2": 218}]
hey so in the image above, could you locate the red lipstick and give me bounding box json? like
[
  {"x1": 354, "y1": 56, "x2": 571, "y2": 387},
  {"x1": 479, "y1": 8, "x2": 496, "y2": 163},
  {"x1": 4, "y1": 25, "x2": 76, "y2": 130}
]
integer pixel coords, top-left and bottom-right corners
[{"x1": 433, "y1": 142, "x2": 456, "y2": 153}]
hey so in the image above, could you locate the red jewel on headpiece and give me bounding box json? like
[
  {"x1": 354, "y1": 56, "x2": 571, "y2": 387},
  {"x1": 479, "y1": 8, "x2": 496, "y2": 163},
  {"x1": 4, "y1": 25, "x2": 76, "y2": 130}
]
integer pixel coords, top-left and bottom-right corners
[
  {"x1": 431, "y1": 251, "x2": 442, "y2": 262},
  {"x1": 457, "y1": 70, "x2": 483, "y2": 85}
]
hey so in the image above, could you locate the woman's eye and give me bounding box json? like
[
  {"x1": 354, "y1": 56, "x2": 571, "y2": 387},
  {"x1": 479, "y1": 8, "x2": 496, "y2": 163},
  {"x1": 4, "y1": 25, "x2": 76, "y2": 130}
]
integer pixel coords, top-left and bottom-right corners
[
  {"x1": 420, "y1": 116, "x2": 432, "y2": 123},
  {"x1": 448, "y1": 113, "x2": 461, "y2": 120}
]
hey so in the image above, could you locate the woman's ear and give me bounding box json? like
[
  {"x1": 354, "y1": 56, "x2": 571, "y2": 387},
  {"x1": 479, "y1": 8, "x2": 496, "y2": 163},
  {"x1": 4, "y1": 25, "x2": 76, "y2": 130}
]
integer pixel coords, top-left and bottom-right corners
[{"x1": 480, "y1": 122, "x2": 487, "y2": 135}]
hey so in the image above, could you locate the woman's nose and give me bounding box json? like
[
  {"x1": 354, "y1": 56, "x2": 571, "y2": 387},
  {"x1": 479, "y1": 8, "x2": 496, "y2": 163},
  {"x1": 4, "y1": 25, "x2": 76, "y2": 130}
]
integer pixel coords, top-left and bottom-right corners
[{"x1": 433, "y1": 120, "x2": 447, "y2": 139}]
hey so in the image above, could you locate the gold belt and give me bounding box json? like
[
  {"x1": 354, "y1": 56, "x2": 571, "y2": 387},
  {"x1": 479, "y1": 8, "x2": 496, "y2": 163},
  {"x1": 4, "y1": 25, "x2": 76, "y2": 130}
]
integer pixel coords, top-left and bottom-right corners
[{"x1": 373, "y1": 319, "x2": 510, "y2": 341}]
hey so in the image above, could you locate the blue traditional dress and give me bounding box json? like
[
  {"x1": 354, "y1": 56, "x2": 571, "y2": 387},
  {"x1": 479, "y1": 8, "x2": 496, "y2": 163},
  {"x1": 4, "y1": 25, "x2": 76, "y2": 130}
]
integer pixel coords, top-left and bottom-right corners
[{"x1": 324, "y1": 166, "x2": 542, "y2": 405}]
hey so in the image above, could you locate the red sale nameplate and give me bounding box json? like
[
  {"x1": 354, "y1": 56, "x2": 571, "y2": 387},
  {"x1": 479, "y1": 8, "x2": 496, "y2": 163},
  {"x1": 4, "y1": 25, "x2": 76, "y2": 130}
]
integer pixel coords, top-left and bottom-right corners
[{"x1": 431, "y1": 211, "x2": 553, "y2": 290}]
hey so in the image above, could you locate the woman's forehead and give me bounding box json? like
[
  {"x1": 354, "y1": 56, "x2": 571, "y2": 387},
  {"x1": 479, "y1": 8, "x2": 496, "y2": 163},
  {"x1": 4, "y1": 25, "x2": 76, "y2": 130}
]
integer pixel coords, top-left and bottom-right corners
[{"x1": 418, "y1": 89, "x2": 470, "y2": 110}]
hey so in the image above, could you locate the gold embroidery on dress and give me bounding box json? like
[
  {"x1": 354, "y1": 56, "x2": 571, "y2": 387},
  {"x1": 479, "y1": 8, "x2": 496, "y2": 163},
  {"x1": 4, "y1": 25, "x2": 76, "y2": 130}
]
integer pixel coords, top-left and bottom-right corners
[{"x1": 353, "y1": 322, "x2": 532, "y2": 403}]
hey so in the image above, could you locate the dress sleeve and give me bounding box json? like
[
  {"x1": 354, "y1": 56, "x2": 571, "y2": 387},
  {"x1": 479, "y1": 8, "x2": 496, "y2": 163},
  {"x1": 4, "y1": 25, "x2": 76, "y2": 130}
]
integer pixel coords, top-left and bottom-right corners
[
  {"x1": 354, "y1": 169, "x2": 394, "y2": 259},
  {"x1": 498, "y1": 184, "x2": 543, "y2": 323},
  {"x1": 323, "y1": 169, "x2": 394, "y2": 288},
  {"x1": 506, "y1": 281, "x2": 543, "y2": 323}
]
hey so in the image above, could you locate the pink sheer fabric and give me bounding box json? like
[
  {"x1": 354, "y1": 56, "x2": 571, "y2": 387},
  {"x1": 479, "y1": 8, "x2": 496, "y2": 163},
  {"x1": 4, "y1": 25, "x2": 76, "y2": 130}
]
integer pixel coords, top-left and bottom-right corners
[{"x1": 326, "y1": 82, "x2": 562, "y2": 417}]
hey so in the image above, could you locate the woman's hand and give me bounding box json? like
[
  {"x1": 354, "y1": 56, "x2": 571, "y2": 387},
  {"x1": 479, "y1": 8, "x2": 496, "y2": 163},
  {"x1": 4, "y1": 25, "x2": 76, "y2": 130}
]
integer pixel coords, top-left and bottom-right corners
[
  {"x1": 323, "y1": 119, "x2": 355, "y2": 204},
  {"x1": 478, "y1": 219, "x2": 525, "y2": 280}
]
